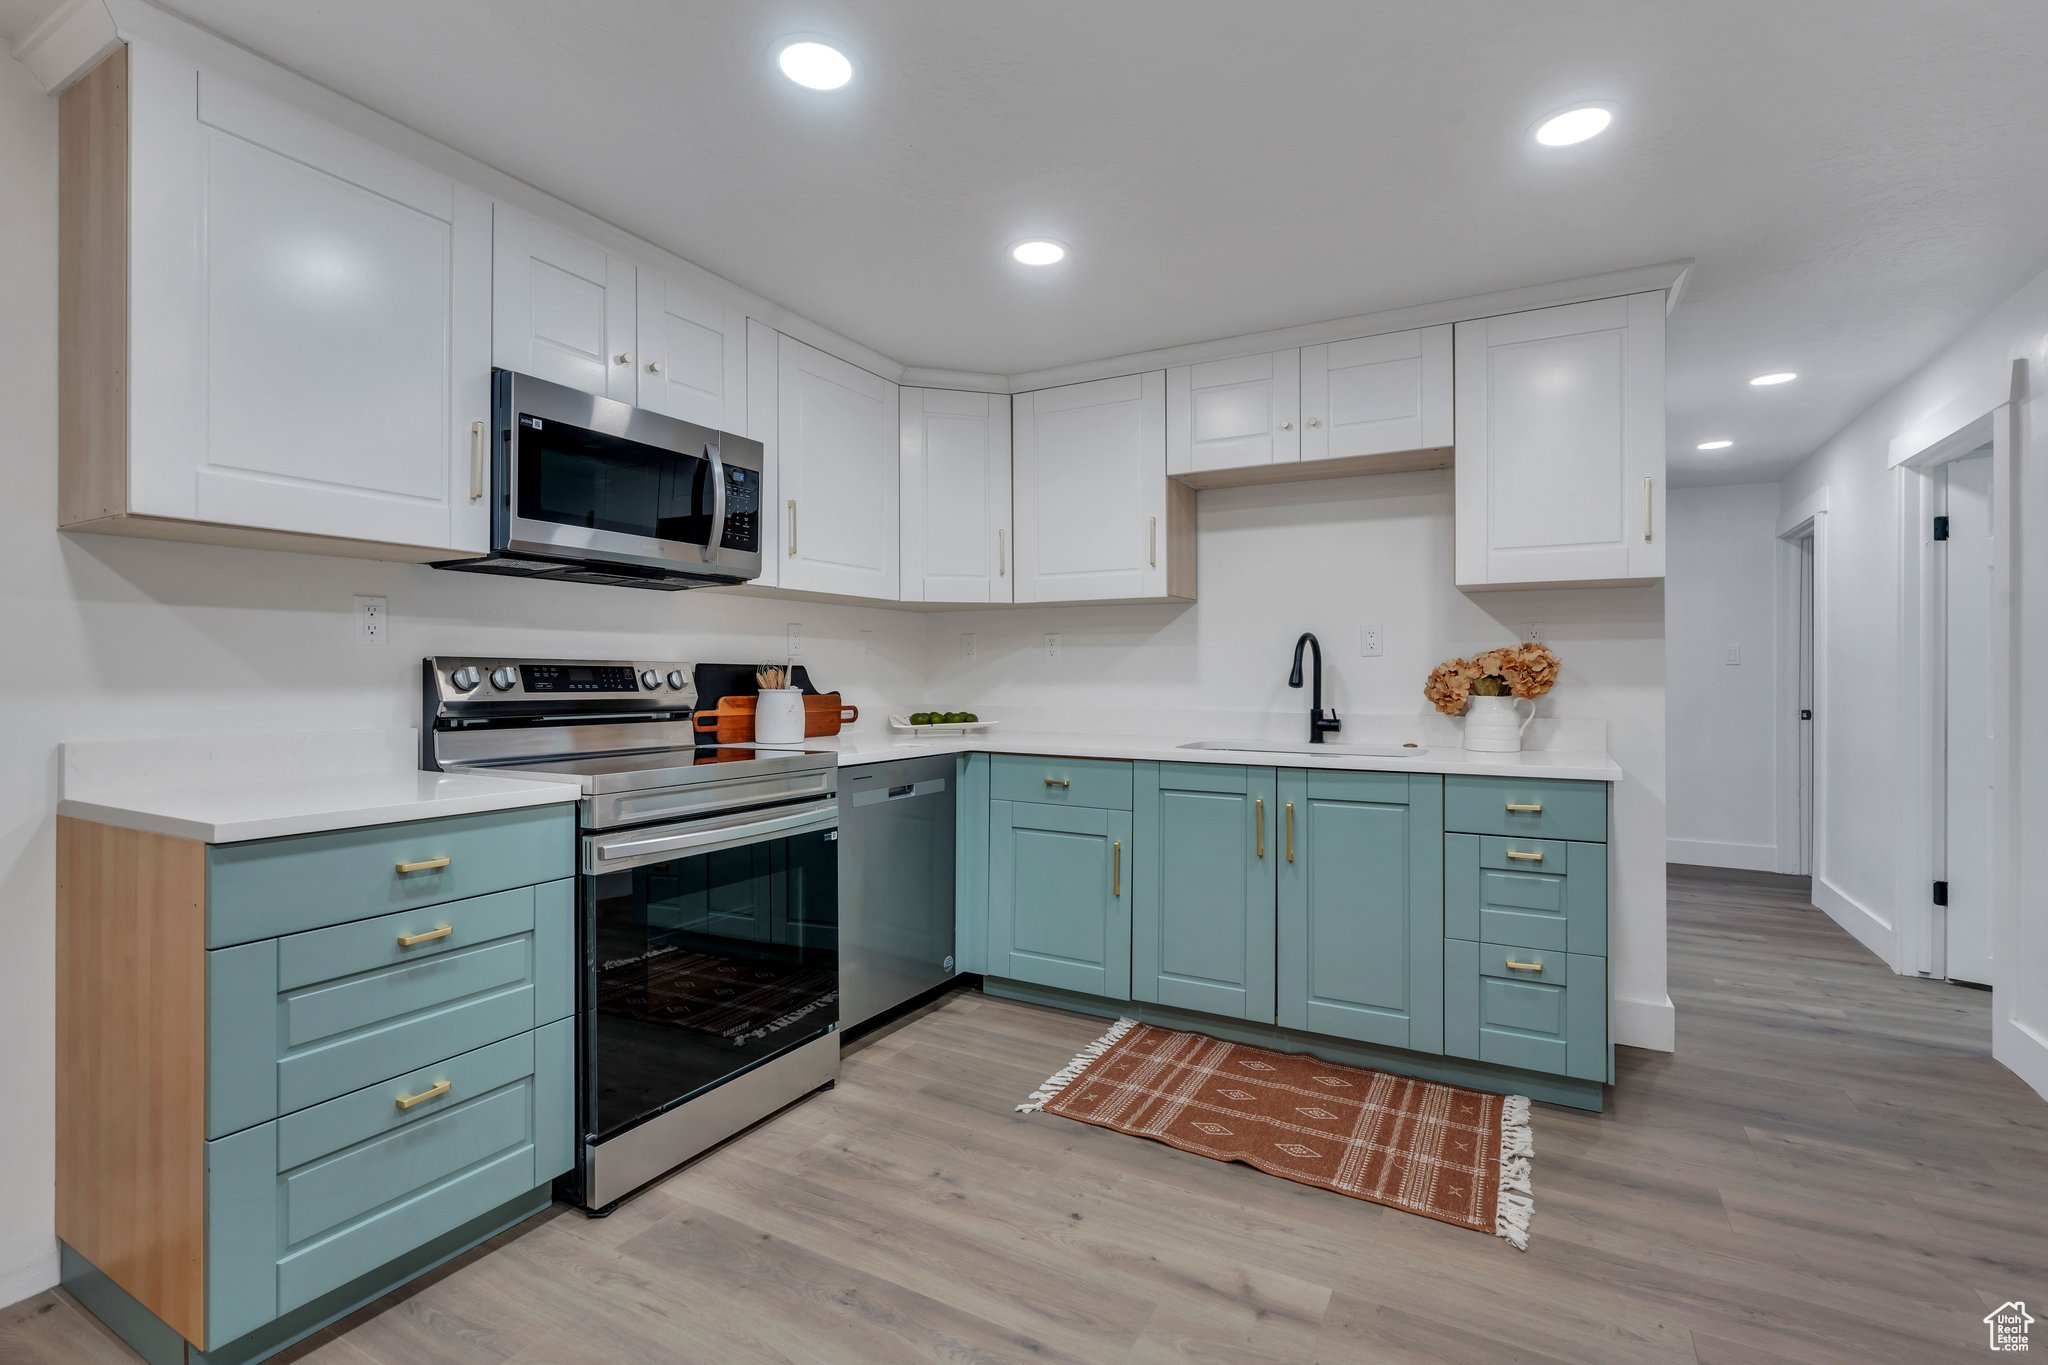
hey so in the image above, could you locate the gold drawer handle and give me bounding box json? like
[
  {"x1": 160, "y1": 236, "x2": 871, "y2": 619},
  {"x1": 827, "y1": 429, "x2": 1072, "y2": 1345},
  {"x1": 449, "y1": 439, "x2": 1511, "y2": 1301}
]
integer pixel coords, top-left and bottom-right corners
[
  {"x1": 1504, "y1": 849, "x2": 1545, "y2": 863},
  {"x1": 1255, "y1": 797, "x2": 1265, "y2": 859},
  {"x1": 1285, "y1": 801, "x2": 1295, "y2": 863},
  {"x1": 1505, "y1": 959, "x2": 1544, "y2": 973},
  {"x1": 397, "y1": 924, "x2": 454, "y2": 948},
  {"x1": 396, "y1": 856, "x2": 451, "y2": 874},
  {"x1": 395, "y1": 1079, "x2": 451, "y2": 1110},
  {"x1": 1112, "y1": 840, "x2": 1122, "y2": 898},
  {"x1": 1044, "y1": 777, "x2": 1071, "y2": 788},
  {"x1": 1504, "y1": 802, "x2": 1543, "y2": 814}
]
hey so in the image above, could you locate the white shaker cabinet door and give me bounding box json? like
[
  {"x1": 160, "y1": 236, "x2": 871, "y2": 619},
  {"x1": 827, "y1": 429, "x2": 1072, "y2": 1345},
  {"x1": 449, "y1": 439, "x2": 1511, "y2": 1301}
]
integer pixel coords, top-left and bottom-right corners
[
  {"x1": 1300, "y1": 325, "x2": 1452, "y2": 462},
  {"x1": 776, "y1": 336, "x2": 900, "y2": 600},
  {"x1": 125, "y1": 46, "x2": 491, "y2": 553},
  {"x1": 1166, "y1": 350, "x2": 1300, "y2": 476},
  {"x1": 1453, "y1": 294, "x2": 1665, "y2": 588},
  {"x1": 1013, "y1": 372, "x2": 1174, "y2": 603},
  {"x1": 491, "y1": 205, "x2": 636, "y2": 402},
  {"x1": 900, "y1": 389, "x2": 1012, "y2": 603},
  {"x1": 636, "y1": 270, "x2": 746, "y2": 433}
]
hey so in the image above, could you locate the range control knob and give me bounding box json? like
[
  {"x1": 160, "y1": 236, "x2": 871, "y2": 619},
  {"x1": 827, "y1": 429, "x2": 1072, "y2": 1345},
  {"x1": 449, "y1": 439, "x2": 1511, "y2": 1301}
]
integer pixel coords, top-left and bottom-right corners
[
  {"x1": 489, "y1": 666, "x2": 518, "y2": 691},
  {"x1": 666, "y1": 670, "x2": 688, "y2": 690},
  {"x1": 639, "y1": 669, "x2": 661, "y2": 691},
  {"x1": 449, "y1": 665, "x2": 482, "y2": 692}
]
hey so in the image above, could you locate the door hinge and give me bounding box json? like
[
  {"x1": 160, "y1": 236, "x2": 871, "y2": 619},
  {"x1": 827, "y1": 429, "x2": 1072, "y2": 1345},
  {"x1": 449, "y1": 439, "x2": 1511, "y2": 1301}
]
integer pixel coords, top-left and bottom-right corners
[
  {"x1": 1932, "y1": 880, "x2": 1948, "y2": 906},
  {"x1": 1933, "y1": 515, "x2": 1950, "y2": 541}
]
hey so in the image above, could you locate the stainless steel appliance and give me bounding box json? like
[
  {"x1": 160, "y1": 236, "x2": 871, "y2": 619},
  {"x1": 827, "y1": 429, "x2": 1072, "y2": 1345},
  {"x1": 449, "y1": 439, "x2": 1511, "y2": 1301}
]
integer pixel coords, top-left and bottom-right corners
[
  {"x1": 422, "y1": 656, "x2": 838, "y2": 1213},
  {"x1": 840, "y1": 756, "x2": 957, "y2": 1030},
  {"x1": 437, "y1": 370, "x2": 765, "y2": 590}
]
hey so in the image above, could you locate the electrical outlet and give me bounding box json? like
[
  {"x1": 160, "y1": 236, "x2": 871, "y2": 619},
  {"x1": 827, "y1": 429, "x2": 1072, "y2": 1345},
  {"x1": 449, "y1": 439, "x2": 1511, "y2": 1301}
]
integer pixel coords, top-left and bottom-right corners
[
  {"x1": 786, "y1": 622, "x2": 802, "y2": 657},
  {"x1": 1044, "y1": 632, "x2": 1062, "y2": 661},
  {"x1": 1359, "y1": 622, "x2": 1384, "y2": 658},
  {"x1": 861, "y1": 630, "x2": 875, "y2": 657},
  {"x1": 1524, "y1": 622, "x2": 1547, "y2": 644},
  {"x1": 961, "y1": 633, "x2": 977, "y2": 661},
  {"x1": 1725, "y1": 644, "x2": 1743, "y2": 666},
  {"x1": 354, "y1": 595, "x2": 387, "y2": 647}
]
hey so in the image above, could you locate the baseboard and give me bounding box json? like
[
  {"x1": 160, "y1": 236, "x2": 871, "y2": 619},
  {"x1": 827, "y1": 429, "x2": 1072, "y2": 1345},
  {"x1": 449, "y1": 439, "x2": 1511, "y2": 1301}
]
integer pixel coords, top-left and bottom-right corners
[
  {"x1": 1613, "y1": 993, "x2": 1675, "y2": 1052},
  {"x1": 0, "y1": 1250, "x2": 62, "y2": 1319},
  {"x1": 1813, "y1": 875, "x2": 1895, "y2": 968},
  {"x1": 1994, "y1": 1013, "x2": 2048, "y2": 1105},
  {"x1": 1665, "y1": 837, "x2": 1778, "y2": 872}
]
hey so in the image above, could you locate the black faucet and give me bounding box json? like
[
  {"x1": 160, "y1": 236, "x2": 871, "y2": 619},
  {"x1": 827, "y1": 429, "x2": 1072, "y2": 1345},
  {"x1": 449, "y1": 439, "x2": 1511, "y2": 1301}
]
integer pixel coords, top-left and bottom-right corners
[{"x1": 1288, "y1": 632, "x2": 1343, "y2": 744}]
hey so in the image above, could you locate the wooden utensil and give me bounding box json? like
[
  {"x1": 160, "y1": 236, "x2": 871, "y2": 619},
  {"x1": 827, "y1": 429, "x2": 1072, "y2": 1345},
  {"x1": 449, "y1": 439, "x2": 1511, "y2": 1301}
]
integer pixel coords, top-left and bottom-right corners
[{"x1": 692, "y1": 696, "x2": 757, "y2": 743}]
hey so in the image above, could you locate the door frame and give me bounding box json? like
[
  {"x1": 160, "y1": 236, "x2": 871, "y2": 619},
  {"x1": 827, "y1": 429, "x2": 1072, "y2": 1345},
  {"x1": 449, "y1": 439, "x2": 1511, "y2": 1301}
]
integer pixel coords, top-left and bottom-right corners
[
  {"x1": 1773, "y1": 489, "x2": 1829, "y2": 879},
  {"x1": 1892, "y1": 400, "x2": 2017, "y2": 987}
]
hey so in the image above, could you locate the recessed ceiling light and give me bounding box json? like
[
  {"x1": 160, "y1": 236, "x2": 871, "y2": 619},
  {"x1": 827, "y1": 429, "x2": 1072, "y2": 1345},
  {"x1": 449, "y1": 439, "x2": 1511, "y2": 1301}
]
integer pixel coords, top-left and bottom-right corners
[
  {"x1": 1010, "y1": 239, "x2": 1068, "y2": 267},
  {"x1": 777, "y1": 41, "x2": 852, "y2": 90},
  {"x1": 1697, "y1": 440, "x2": 1733, "y2": 451},
  {"x1": 1749, "y1": 372, "x2": 1798, "y2": 386},
  {"x1": 1533, "y1": 104, "x2": 1613, "y2": 147}
]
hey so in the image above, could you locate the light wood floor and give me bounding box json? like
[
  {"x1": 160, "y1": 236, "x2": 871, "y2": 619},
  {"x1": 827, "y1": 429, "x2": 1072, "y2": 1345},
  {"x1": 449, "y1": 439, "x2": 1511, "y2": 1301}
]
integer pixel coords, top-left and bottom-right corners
[{"x1": 7, "y1": 867, "x2": 2045, "y2": 1363}]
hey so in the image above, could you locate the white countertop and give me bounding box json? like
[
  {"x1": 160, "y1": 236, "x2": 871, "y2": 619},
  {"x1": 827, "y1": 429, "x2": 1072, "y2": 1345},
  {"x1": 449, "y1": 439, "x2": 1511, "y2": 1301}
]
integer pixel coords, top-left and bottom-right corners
[{"x1": 777, "y1": 729, "x2": 1623, "y2": 783}]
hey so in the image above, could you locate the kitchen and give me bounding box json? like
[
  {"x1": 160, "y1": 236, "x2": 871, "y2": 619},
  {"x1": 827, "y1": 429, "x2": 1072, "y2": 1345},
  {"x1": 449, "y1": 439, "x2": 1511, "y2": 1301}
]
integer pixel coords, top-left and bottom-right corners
[{"x1": 3, "y1": 3, "x2": 2045, "y2": 1363}]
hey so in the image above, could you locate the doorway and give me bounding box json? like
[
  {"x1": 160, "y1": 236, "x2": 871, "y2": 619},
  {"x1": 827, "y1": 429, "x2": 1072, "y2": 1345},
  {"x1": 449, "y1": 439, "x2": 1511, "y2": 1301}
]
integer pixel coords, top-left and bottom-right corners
[
  {"x1": 1940, "y1": 450, "x2": 1994, "y2": 985},
  {"x1": 1793, "y1": 532, "x2": 1815, "y2": 877}
]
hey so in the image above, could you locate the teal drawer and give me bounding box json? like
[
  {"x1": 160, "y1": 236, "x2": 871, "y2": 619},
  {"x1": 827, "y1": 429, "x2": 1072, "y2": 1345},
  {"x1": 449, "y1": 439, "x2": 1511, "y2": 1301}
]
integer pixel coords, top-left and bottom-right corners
[
  {"x1": 206, "y1": 880, "x2": 574, "y2": 1137},
  {"x1": 1445, "y1": 833, "x2": 1606, "y2": 954},
  {"x1": 205, "y1": 1020, "x2": 572, "y2": 1348},
  {"x1": 208, "y1": 805, "x2": 575, "y2": 947},
  {"x1": 1444, "y1": 939, "x2": 1604, "y2": 1082},
  {"x1": 1444, "y1": 776, "x2": 1606, "y2": 843},
  {"x1": 992, "y1": 754, "x2": 1133, "y2": 810}
]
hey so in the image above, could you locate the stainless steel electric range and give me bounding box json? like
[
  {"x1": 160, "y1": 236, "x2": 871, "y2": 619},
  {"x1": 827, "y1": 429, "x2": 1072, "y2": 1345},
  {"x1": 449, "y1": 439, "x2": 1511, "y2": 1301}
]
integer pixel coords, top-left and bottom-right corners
[{"x1": 421, "y1": 656, "x2": 840, "y2": 1213}]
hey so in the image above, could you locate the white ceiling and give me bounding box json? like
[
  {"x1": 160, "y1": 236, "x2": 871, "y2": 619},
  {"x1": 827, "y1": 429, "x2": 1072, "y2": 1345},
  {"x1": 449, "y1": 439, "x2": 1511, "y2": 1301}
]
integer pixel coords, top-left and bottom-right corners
[{"x1": 40, "y1": 1, "x2": 2048, "y2": 486}]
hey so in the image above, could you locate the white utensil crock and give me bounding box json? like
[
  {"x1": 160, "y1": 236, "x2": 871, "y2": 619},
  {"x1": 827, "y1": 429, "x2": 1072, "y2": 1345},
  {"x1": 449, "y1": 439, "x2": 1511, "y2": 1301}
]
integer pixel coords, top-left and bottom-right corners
[
  {"x1": 1462, "y1": 695, "x2": 1535, "y2": 753},
  {"x1": 755, "y1": 688, "x2": 805, "y2": 746}
]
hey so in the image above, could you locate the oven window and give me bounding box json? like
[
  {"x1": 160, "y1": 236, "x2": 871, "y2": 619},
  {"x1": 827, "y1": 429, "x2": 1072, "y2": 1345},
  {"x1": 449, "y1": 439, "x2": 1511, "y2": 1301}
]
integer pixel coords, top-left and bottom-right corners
[
  {"x1": 516, "y1": 414, "x2": 712, "y2": 544},
  {"x1": 585, "y1": 826, "x2": 837, "y2": 1141}
]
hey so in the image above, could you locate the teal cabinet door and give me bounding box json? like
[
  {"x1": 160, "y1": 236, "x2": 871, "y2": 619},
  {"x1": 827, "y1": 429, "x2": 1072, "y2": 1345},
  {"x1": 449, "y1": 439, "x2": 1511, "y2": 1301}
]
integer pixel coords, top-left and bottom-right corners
[
  {"x1": 988, "y1": 800, "x2": 1133, "y2": 999},
  {"x1": 1277, "y1": 770, "x2": 1444, "y2": 1054},
  {"x1": 1132, "y1": 762, "x2": 1277, "y2": 1021}
]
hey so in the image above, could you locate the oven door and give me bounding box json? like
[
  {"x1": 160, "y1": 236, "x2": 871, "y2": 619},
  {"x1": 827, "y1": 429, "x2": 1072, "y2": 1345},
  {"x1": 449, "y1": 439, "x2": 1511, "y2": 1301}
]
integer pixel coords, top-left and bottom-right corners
[
  {"x1": 497, "y1": 369, "x2": 763, "y2": 580},
  {"x1": 580, "y1": 799, "x2": 838, "y2": 1147}
]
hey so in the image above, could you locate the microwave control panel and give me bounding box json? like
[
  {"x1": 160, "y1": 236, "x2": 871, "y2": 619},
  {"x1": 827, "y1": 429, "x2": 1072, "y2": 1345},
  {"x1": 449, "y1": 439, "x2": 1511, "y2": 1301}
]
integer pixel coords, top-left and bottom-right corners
[{"x1": 721, "y1": 465, "x2": 759, "y2": 553}]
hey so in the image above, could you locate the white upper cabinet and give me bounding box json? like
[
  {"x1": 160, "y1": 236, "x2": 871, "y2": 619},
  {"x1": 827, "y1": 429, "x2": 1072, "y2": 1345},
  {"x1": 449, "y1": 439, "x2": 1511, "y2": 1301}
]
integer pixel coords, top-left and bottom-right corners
[
  {"x1": 1453, "y1": 294, "x2": 1666, "y2": 588},
  {"x1": 776, "y1": 336, "x2": 900, "y2": 600},
  {"x1": 636, "y1": 270, "x2": 747, "y2": 433},
  {"x1": 1014, "y1": 372, "x2": 1192, "y2": 603},
  {"x1": 900, "y1": 389, "x2": 1013, "y2": 604},
  {"x1": 492, "y1": 206, "x2": 636, "y2": 402},
  {"x1": 1301, "y1": 325, "x2": 1452, "y2": 462},
  {"x1": 1167, "y1": 350, "x2": 1300, "y2": 477},
  {"x1": 73, "y1": 43, "x2": 492, "y2": 557}
]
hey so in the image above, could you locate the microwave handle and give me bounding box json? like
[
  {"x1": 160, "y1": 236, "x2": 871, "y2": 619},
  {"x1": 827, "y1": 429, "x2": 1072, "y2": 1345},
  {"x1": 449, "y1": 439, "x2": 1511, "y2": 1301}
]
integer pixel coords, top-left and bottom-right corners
[{"x1": 704, "y1": 441, "x2": 728, "y2": 562}]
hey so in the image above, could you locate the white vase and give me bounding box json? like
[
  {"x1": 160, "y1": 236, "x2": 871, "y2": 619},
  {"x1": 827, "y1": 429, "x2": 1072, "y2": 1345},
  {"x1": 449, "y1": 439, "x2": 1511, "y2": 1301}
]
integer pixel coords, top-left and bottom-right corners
[
  {"x1": 754, "y1": 688, "x2": 805, "y2": 746},
  {"x1": 1462, "y1": 695, "x2": 1535, "y2": 753}
]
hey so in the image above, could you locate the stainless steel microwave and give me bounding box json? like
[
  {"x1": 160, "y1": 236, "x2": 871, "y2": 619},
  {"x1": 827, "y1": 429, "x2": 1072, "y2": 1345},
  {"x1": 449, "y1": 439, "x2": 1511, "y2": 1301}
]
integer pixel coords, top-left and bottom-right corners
[{"x1": 437, "y1": 370, "x2": 765, "y2": 590}]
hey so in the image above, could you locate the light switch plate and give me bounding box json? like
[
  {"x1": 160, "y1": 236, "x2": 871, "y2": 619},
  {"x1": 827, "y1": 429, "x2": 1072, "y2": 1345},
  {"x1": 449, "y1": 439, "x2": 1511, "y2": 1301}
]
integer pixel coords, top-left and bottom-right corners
[{"x1": 1725, "y1": 644, "x2": 1742, "y2": 666}]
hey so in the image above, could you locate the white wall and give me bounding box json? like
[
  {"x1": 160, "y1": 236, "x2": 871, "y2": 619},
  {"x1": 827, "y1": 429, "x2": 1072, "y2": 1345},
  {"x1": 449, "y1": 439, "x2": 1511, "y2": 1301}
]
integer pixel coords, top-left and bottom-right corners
[
  {"x1": 1664, "y1": 484, "x2": 1784, "y2": 870},
  {"x1": 1779, "y1": 260, "x2": 2048, "y2": 1103},
  {"x1": 922, "y1": 470, "x2": 1671, "y2": 1056}
]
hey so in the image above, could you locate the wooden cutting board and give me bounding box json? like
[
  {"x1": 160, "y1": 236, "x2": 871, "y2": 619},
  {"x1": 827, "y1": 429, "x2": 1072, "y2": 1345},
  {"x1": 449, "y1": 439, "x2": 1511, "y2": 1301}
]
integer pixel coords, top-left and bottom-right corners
[{"x1": 692, "y1": 693, "x2": 858, "y2": 743}]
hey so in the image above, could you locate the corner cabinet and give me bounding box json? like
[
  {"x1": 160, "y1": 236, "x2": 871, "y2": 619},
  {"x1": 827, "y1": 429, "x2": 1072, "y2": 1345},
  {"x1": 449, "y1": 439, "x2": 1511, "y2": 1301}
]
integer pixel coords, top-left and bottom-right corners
[
  {"x1": 775, "y1": 336, "x2": 901, "y2": 599},
  {"x1": 1453, "y1": 293, "x2": 1666, "y2": 588},
  {"x1": 900, "y1": 388, "x2": 1012, "y2": 603},
  {"x1": 1013, "y1": 373, "x2": 1194, "y2": 603},
  {"x1": 60, "y1": 44, "x2": 493, "y2": 560}
]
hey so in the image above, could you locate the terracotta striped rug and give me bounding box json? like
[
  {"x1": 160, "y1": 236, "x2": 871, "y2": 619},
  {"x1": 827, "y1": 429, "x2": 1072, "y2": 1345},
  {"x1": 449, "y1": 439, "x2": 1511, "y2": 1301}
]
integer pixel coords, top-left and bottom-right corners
[{"x1": 1019, "y1": 1019, "x2": 1534, "y2": 1249}]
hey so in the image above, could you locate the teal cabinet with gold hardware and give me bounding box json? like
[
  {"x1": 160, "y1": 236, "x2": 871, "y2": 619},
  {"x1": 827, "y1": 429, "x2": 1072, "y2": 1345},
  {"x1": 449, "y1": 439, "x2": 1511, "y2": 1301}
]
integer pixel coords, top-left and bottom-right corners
[
  {"x1": 1132, "y1": 762, "x2": 1277, "y2": 1021},
  {"x1": 988, "y1": 798, "x2": 1134, "y2": 999}
]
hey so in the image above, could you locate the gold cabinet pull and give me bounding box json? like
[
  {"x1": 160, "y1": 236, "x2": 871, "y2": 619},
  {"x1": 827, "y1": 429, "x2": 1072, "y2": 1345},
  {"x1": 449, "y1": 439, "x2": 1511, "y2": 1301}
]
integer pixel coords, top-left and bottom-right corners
[
  {"x1": 395, "y1": 1079, "x2": 451, "y2": 1111},
  {"x1": 787, "y1": 499, "x2": 797, "y2": 556},
  {"x1": 1643, "y1": 476, "x2": 1654, "y2": 541},
  {"x1": 1504, "y1": 849, "x2": 1545, "y2": 863},
  {"x1": 1255, "y1": 797, "x2": 1265, "y2": 859},
  {"x1": 998, "y1": 527, "x2": 1006, "y2": 577},
  {"x1": 1505, "y1": 958, "x2": 1544, "y2": 973},
  {"x1": 1112, "y1": 840, "x2": 1122, "y2": 897},
  {"x1": 1504, "y1": 802, "x2": 1543, "y2": 814},
  {"x1": 1285, "y1": 802, "x2": 1295, "y2": 863},
  {"x1": 1044, "y1": 776, "x2": 1071, "y2": 788},
  {"x1": 397, "y1": 924, "x2": 454, "y2": 947},
  {"x1": 395, "y1": 856, "x2": 451, "y2": 874},
  {"x1": 1149, "y1": 516, "x2": 1158, "y2": 568},
  {"x1": 469, "y1": 421, "x2": 486, "y2": 501}
]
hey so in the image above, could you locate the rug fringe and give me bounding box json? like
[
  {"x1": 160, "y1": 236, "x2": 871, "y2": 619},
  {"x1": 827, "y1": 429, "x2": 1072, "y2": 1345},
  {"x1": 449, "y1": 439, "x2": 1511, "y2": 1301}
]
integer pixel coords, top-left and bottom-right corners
[
  {"x1": 1495, "y1": 1093, "x2": 1535, "y2": 1250},
  {"x1": 1016, "y1": 1017, "x2": 1138, "y2": 1113}
]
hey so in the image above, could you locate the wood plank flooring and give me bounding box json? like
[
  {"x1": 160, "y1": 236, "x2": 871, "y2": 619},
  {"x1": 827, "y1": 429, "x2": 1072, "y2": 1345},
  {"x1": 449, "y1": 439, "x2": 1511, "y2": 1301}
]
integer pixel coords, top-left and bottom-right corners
[{"x1": 6, "y1": 867, "x2": 2044, "y2": 1363}]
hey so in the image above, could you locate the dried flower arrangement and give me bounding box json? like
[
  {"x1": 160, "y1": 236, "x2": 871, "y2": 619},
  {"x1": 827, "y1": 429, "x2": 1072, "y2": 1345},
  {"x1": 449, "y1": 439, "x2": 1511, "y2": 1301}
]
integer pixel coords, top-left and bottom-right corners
[{"x1": 1424, "y1": 642, "x2": 1562, "y2": 716}]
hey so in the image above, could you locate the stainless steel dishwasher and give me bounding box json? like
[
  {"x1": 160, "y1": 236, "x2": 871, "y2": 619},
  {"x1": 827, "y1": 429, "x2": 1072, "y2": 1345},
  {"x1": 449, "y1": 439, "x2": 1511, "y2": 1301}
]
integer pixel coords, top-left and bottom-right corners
[{"x1": 840, "y1": 755, "x2": 957, "y2": 1029}]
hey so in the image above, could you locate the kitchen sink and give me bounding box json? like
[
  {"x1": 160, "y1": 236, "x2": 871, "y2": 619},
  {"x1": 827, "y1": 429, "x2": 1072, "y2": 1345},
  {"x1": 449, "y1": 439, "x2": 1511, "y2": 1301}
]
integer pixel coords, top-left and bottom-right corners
[{"x1": 1177, "y1": 739, "x2": 1429, "y2": 758}]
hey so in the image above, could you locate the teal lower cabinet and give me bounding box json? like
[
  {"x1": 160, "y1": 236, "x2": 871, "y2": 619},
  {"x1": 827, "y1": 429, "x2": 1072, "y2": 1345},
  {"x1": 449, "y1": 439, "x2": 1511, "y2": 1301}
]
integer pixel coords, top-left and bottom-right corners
[
  {"x1": 1277, "y1": 770, "x2": 1444, "y2": 1054},
  {"x1": 989, "y1": 798, "x2": 1134, "y2": 999},
  {"x1": 1444, "y1": 940, "x2": 1606, "y2": 1081},
  {"x1": 1132, "y1": 762, "x2": 1277, "y2": 1021}
]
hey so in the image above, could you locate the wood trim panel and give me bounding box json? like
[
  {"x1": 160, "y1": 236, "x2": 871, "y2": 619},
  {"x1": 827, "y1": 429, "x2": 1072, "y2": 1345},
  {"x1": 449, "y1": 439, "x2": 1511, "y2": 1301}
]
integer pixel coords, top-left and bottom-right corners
[
  {"x1": 56, "y1": 816, "x2": 209, "y2": 1346},
  {"x1": 1170, "y1": 446, "x2": 1453, "y2": 491},
  {"x1": 62, "y1": 512, "x2": 472, "y2": 564},
  {"x1": 1164, "y1": 477, "x2": 1197, "y2": 601},
  {"x1": 58, "y1": 46, "x2": 130, "y2": 526}
]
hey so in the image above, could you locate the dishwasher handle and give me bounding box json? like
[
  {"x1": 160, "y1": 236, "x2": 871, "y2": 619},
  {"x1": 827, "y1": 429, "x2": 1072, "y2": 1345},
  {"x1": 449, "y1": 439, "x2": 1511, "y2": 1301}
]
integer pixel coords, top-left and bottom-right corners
[{"x1": 849, "y1": 776, "x2": 949, "y2": 809}]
